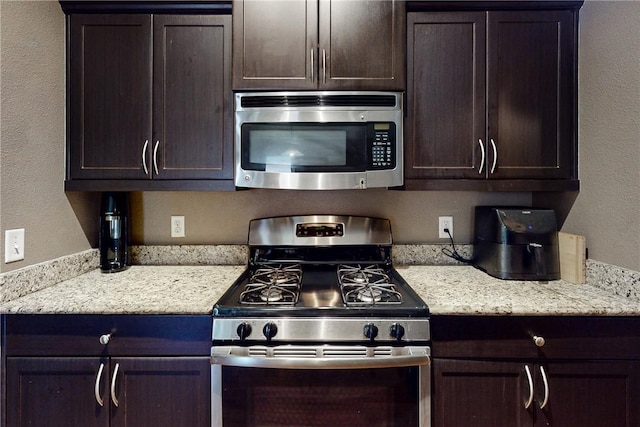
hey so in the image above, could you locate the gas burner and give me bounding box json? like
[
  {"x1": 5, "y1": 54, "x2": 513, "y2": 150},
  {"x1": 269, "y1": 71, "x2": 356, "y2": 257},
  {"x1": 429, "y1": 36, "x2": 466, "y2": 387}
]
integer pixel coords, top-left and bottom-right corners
[
  {"x1": 239, "y1": 264, "x2": 302, "y2": 305},
  {"x1": 338, "y1": 265, "x2": 403, "y2": 306}
]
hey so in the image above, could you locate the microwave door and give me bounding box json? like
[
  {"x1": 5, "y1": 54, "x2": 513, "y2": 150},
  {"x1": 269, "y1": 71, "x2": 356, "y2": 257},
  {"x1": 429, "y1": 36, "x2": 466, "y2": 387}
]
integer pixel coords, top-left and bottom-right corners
[{"x1": 241, "y1": 124, "x2": 367, "y2": 173}]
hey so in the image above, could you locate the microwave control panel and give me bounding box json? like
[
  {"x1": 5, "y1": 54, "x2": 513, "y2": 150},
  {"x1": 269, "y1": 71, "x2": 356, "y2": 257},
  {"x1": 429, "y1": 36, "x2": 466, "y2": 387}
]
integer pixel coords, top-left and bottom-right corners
[{"x1": 368, "y1": 123, "x2": 395, "y2": 169}]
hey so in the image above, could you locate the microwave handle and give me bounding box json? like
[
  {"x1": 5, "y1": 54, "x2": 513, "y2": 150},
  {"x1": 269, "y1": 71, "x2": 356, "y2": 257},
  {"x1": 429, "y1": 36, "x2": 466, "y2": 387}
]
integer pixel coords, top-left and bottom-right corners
[{"x1": 310, "y1": 48, "x2": 314, "y2": 82}]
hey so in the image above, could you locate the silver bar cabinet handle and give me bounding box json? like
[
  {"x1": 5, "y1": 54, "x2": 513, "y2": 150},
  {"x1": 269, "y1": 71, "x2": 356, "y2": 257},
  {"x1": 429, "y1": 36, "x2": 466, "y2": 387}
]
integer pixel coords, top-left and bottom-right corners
[
  {"x1": 539, "y1": 365, "x2": 550, "y2": 409},
  {"x1": 322, "y1": 48, "x2": 326, "y2": 84},
  {"x1": 310, "y1": 48, "x2": 314, "y2": 82},
  {"x1": 478, "y1": 139, "x2": 485, "y2": 174},
  {"x1": 142, "y1": 140, "x2": 149, "y2": 175},
  {"x1": 153, "y1": 140, "x2": 160, "y2": 176},
  {"x1": 490, "y1": 138, "x2": 498, "y2": 174},
  {"x1": 524, "y1": 365, "x2": 534, "y2": 409},
  {"x1": 94, "y1": 363, "x2": 105, "y2": 407},
  {"x1": 110, "y1": 363, "x2": 120, "y2": 407}
]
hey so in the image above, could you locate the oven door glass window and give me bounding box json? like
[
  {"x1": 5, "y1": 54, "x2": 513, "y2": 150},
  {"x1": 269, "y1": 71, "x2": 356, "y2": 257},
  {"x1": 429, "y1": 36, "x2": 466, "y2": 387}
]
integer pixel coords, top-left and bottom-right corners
[
  {"x1": 220, "y1": 366, "x2": 419, "y2": 427},
  {"x1": 241, "y1": 123, "x2": 367, "y2": 172}
]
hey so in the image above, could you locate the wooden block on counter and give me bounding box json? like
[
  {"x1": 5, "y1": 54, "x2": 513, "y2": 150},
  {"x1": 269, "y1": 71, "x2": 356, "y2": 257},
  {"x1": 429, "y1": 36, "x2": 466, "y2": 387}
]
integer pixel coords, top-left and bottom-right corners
[{"x1": 558, "y1": 231, "x2": 587, "y2": 284}]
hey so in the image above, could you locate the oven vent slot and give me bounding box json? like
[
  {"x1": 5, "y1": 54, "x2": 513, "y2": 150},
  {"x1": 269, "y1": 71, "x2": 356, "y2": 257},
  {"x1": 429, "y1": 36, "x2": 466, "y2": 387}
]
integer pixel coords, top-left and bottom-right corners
[
  {"x1": 322, "y1": 348, "x2": 368, "y2": 358},
  {"x1": 373, "y1": 347, "x2": 393, "y2": 357},
  {"x1": 240, "y1": 95, "x2": 398, "y2": 108},
  {"x1": 248, "y1": 348, "x2": 268, "y2": 357},
  {"x1": 273, "y1": 347, "x2": 317, "y2": 358}
]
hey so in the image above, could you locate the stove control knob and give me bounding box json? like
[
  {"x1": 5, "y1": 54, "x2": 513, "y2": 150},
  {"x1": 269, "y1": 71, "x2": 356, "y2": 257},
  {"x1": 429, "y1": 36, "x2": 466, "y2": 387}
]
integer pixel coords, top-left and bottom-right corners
[
  {"x1": 236, "y1": 323, "x2": 252, "y2": 341},
  {"x1": 390, "y1": 323, "x2": 405, "y2": 341},
  {"x1": 263, "y1": 322, "x2": 278, "y2": 341},
  {"x1": 363, "y1": 323, "x2": 379, "y2": 341}
]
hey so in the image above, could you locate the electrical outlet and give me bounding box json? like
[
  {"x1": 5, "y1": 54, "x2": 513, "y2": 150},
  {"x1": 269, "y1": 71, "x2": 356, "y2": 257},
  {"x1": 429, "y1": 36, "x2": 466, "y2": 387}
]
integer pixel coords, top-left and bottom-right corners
[
  {"x1": 171, "y1": 216, "x2": 185, "y2": 238},
  {"x1": 439, "y1": 216, "x2": 453, "y2": 239},
  {"x1": 5, "y1": 228, "x2": 25, "y2": 263}
]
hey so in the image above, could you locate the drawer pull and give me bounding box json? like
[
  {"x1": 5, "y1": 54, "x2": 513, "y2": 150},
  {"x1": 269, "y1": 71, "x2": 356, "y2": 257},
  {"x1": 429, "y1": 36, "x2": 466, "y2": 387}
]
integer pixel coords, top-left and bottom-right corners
[
  {"x1": 539, "y1": 365, "x2": 550, "y2": 409},
  {"x1": 524, "y1": 365, "x2": 534, "y2": 409},
  {"x1": 533, "y1": 335, "x2": 546, "y2": 347},
  {"x1": 94, "y1": 363, "x2": 105, "y2": 407},
  {"x1": 99, "y1": 333, "x2": 112, "y2": 345},
  {"x1": 111, "y1": 363, "x2": 120, "y2": 407}
]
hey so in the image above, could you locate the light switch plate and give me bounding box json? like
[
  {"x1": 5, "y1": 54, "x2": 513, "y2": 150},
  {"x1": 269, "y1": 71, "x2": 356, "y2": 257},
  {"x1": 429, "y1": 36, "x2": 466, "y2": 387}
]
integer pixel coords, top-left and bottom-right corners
[{"x1": 5, "y1": 228, "x2": 25, "y2": 263}]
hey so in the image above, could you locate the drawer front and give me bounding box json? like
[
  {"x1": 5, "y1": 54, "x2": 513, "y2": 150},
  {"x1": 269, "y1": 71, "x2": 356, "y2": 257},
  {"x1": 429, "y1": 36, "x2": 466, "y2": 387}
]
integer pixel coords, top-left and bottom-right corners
[
  {"x1": 4, "y1": 314, "x2": 211, "y2": 356},
  {"x1": 431, "y1": 316, "x2": 640, "y2": 360}
]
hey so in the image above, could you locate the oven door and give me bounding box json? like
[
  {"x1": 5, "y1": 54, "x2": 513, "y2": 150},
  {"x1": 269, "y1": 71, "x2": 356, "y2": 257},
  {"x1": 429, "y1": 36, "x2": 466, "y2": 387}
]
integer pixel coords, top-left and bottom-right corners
[{"x1": 211, "y1": 345, "x2": 430, "y2": 427}]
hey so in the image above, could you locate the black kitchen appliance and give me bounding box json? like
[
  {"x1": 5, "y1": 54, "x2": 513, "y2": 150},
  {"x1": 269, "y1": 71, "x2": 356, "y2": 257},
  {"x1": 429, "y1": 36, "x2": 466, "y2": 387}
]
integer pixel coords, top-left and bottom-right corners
[
  {"x1": 99, "y1": 192, "x2": 129, "y2": 273},
  {"x1": 211, "y1": 215, "x2": 431, "y2": 427},
  {"x1": 473, "y1": 207, "x2": 560, "y2": 280}
]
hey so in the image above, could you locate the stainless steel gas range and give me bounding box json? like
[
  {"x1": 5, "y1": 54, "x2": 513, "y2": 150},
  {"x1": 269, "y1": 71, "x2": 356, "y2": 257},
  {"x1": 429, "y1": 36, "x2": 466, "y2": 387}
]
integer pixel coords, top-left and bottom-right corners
[{"x1": 211, "y1": 215, "x2": 431, "y2": 427}]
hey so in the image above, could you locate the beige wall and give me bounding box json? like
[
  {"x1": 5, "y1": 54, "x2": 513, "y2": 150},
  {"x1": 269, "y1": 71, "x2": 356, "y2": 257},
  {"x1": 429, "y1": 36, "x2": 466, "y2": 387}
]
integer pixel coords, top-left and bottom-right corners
[
  {"x1": 562, "y1": 0, "x2": 640, "y2": 271},
  {"x1": 0, "y1": 1, "x2": 96, "y2": 273},
  {"x1": 1, "y1": 1, "x2": 639, "y2": 273},
  {"x1": 133, "y1": 190, "x2": 531, "y2": 244}
]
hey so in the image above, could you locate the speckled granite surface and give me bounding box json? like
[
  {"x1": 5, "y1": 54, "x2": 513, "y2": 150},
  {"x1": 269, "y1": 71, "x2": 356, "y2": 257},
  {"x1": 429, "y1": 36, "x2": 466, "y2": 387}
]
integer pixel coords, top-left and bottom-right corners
[
  {"x1": 399, "y1": 265, "x2": 640, "y2": 316},
  {"x1": 586, "y1": 259, "x2": 640, "y2": 301},
  {"x1": 1, "y1": 245, "x2": 638, "y2": 315},
  {"x1": 0, "y1": 265, "x2": 245, "y2": 314},
  {"x1": 0, "y1": 249, "x2": 99, "y2": 303}
]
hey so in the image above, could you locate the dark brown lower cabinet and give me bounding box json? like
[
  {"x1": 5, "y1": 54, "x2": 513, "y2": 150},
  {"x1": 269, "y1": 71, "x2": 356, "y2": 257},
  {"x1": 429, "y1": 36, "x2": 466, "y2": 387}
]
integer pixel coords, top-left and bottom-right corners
[
  {"x1": 433, "y1": 359, "x2": 640, "y2": 427},
  {"x1": 6, "y1": 356, "x2": 210, "y2": 427},
  {"x1": 3, "y1": 315, "x2": 212, "y2": 427},
  {"x1": 431, "y1": 316, "x2": 640, "y2": 427}
]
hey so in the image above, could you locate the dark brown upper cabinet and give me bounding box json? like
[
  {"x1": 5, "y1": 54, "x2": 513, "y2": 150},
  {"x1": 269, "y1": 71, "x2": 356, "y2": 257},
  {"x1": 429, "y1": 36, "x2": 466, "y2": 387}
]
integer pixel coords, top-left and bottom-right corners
[
  {"x1": 66, "y1": 14, "x2": 233, "y2": 191},
  {"x1": 405, "y1": 8, "x2": 580, "y2": 191},
  {"x1": 232, "y1": 0, "x2": 406, "y2": 90}
]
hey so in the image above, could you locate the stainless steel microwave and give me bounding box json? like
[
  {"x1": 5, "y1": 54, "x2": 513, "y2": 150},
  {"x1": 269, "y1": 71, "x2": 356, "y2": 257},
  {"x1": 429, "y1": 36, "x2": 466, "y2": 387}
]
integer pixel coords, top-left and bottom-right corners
[{"x1": 235, "y1": 91, "x2": 403, "y2": 190}]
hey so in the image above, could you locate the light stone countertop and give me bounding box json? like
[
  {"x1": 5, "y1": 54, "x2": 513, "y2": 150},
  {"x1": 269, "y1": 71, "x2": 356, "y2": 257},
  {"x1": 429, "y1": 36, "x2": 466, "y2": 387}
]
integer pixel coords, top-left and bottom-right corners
[
  {"x1": 399, "y1": 266, "x2": 640, "y2": 316},
  {"x1": 1, "y1": 264, "x2": 638, "y2": 316},
  {"x1": 0, "y1": 266, "x2": 245, "y2": 314}
]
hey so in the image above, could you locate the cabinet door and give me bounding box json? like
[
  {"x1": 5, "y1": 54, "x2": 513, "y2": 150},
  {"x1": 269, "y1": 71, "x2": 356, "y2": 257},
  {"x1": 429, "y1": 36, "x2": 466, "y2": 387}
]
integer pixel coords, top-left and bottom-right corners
[
  {"x1": 232, "y1": 0, "x2": 318, "y2": 90},
  {"x1": 68, "y1": 14, "x2": 152, "y2": 180},
  {"x1": 319, "y1": 0, "x2": 406, "y2": 90},
  {"x1": 433, "y1": 358, "x2": 533, "y2": 427},
  {"x1": 110, "y1": 357, "x2": 210, "y2": 427},
  {"x1": 537, "y1": 361, "x2": 640, "y2": 427},
  {"x1": 153, "y1": 15, "x2": 233, "y2": 180},
  {"x1": 406, "y1": 12, "x2": 486, "y2": 179},
  {"x1": 6, "y1": 357, "x2": 109, "y2": 427},
  {"x1": 487, "y1": 11, "x2": 576, "y2": 179}
]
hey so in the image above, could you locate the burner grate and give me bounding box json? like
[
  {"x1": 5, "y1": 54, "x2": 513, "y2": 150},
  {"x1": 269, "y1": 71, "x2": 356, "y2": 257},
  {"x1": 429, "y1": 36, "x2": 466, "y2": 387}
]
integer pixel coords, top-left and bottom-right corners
[
  {"x1": 338, "y1": 264, "x2": 402, "y2": 306},
  {"x1": 239, "y1": 264, "x2": 302, "y2": 305}
]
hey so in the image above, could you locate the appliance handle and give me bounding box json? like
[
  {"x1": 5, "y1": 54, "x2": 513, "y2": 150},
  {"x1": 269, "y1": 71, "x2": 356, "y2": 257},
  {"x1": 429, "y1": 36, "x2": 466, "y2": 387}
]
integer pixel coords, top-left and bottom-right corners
[
  {"x1": 322, "y1": 49, "x2": 326, "y2": 84},
  {"x1": 310, "y1": 48, "x2": 314, "y2": 82},
  {"x1": 211, "y1": 346, "x2": 430, "y2": 370}
]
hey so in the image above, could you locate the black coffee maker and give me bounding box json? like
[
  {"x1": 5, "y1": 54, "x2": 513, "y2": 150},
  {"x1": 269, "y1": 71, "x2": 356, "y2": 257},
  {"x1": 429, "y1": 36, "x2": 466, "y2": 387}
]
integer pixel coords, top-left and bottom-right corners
[{"x1": 99, "y1": 192, "x2": 129, "y2": 273}]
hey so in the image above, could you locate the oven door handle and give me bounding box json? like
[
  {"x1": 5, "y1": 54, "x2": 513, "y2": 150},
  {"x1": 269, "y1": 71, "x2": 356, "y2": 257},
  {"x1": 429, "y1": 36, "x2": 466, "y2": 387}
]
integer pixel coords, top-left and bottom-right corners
[{"x1": 211, "y1": 346, "x2": 431, "y2": 370}]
